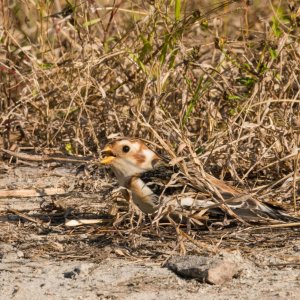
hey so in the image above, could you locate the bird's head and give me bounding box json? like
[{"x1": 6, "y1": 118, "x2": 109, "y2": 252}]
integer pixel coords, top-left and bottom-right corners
[{"x1": 101, "y1": 138, "x2": 161, "y2": 183}]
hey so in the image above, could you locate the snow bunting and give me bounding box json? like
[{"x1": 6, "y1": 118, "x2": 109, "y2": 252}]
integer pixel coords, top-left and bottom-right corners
[{"x1": 101, "y1": 138, "x2": 299, "y2": 223}]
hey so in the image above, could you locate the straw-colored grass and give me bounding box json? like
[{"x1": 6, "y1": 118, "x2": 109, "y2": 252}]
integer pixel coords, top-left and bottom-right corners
[{"x1": 1, "y1": 1, "x2": 300, "y2": 253}]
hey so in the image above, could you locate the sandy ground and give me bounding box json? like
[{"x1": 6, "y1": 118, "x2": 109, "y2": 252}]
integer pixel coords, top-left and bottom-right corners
[
  {"x1": 0, "y1": 165, "x2": 300, "y2": 299},
  {"x1": 1, "y1": 249, "x2": 300, "y2": 300}
]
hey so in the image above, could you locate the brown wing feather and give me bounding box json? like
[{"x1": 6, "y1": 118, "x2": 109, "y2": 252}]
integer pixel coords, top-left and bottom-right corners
[{"x1": 140, "y1": 154, "x2": 300, "y2": 223}]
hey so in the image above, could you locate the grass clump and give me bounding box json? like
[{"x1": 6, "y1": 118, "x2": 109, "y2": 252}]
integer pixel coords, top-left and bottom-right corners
[{"x1": 1, "y1": 0, "x2": 300, "y2": 211}]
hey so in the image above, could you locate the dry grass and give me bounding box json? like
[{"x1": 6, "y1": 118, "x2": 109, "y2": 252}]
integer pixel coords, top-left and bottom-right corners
[{"x1": 1, "y1": 0, "x2": 300, "y2": 254}]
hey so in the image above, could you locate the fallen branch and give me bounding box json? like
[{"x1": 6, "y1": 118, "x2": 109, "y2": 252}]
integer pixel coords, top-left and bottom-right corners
[
  {"x1": 0, "y1": 187, "x2": 68, "y2": 198},
  {"x1": 1, "y1": 148, "x2": 93, "y2": 163}
]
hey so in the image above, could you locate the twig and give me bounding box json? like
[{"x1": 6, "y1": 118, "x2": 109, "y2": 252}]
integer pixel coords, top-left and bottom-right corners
[
  {"x1": 8, "y1": 209, "x2": 44, "y2": 225},
  {"x1": 245, "y1": 222, "x2": 300, "y2": 231}
]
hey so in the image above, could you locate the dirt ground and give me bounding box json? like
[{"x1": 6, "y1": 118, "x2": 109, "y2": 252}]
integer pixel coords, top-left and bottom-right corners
[
  {"x1": 1, "y1": 253, "x2": 300, "y2": 300},
  {"x1": 1, "y1": 164, "x2": 300, "y2": 300}
]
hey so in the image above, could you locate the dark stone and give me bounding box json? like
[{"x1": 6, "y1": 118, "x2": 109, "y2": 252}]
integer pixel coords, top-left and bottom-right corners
[{"x1": 165, "y1": 253, "x2": 243, "y2": 285}]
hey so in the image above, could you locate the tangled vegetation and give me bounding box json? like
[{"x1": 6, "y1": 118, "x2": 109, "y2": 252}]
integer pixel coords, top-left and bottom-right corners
[{"x1": 1, "y1": 0, "x2": 300, "y2": 232}]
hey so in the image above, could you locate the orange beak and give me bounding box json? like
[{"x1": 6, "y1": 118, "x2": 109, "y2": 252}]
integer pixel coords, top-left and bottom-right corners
[{"x1": 100, "y1": 145, "x2": 116, "y2": 165}]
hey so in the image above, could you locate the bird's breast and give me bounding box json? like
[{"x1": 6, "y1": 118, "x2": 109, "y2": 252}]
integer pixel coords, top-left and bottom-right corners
[{"x1": 129, "y1": 177, "x2": 158, "y2": 214}]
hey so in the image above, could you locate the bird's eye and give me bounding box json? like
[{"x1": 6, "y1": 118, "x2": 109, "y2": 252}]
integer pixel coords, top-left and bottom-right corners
[{"x1": 122, "y1": 145, "x2": 130, "y2": 153}]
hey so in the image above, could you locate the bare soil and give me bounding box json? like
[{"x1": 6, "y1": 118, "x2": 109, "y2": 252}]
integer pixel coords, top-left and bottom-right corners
[{"x1": 0, "y1": 164, "x2": 300, "y2": 300}]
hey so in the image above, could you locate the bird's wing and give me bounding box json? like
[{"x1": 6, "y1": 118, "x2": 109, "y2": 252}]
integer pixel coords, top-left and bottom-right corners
[
  {"x1": 139, "y1": 164, "x2": 187, "y2": 196},
  {"x1": 136, "y1": 158, "x2": 300, "y2": 223}
]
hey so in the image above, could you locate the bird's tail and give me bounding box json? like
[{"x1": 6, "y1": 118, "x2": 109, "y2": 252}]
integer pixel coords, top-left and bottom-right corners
[{"x1": 229, "y1": 197, "x2": 300, "y2": 223}]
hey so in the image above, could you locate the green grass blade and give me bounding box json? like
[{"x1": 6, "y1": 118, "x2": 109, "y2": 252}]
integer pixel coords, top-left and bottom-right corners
[{"x1": 175, "y1": 0, "x2": 181, "y2": 21}]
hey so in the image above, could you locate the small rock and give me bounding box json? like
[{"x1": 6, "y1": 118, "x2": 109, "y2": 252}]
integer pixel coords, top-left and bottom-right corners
[
  {"x1": 1, "y1": 251, "x2": 19, "y2": 263},
  {"x1": 207, "y1": 260, "x2": 240, "y2": 285},
  {"x1": 63, "y1": 269, "x2": 80, "y2": 279},
  {"x1": 17, "y1": 251, "x2": 24, "y2": 258},
  {"x1": 165, "y1": 252, "x2": 243, "y2": 285},
  {"x1": 0, "y1": 242, "x2": 15, "y2": 254},
  {"x1": 0, "y1": 243, "x2": 19, "y2": 262},
  {"x1": 293, "y1": 245, "x2": 300, "y2": 252},
  {"x1": 165, "y1": 256, "x2": 208, "y2": 282},
  {"x1": 63, "y1": 263, "x2": 94, "y2": 279}
]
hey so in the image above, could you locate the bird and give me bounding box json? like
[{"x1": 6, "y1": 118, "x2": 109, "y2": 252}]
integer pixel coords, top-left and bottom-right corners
[{"x1": 101, "y1": 137, "x2": 300, "y2": 225}]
